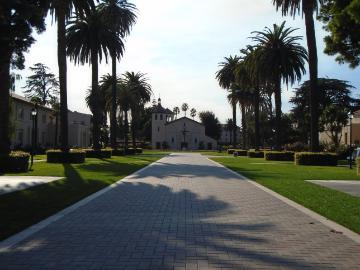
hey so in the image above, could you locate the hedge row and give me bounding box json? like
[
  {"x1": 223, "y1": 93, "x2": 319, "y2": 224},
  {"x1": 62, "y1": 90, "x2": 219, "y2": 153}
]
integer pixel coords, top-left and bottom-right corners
[
  {"x1": 247, "y1": 151, "x2": 264, "y2": 158},
  {"x1": 233, "y1": 150, "x2": 248, "y2": 156},
  {"x1": 295, "y1": 152, "x2": 338, "y2": 166},
  {"x1": 264, "y1": 151, "x2": 294, "y2": 161},
  {"x1": 0, "y1": 151, "x2": 30, "y2": 173},
  {"x1": 47, "y1": 150, "x2": 86, "y2": 164},
  {"x1": 84, "y1": 149, "x2": 112, "y2": 158},
  {"x1": 227, "y1": 149, "x2": 236, "y2": 155},
  {"x1": 357, "y1": 158, "x2": 360, "y2": 175},
  {"x1": 111, "y1": 148, "x2": 143, "y2": 156}
]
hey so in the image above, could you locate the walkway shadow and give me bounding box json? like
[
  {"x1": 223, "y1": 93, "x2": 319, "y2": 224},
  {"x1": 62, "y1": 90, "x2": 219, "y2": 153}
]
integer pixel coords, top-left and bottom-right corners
[{"x1": 0, "y1": 181, "x2": 315, "y2": 269}]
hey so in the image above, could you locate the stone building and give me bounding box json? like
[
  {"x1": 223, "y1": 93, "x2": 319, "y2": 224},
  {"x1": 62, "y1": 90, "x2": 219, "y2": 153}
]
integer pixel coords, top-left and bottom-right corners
[
  {"x1": 151, "y1": 99, "x2": 217, "y2": 150},
  {"x1": 10, "y1": 93, "x2": 92, "y2": 149},
  {"x1": 219, "y1": 124, "x2": 241, "y2": 145}
]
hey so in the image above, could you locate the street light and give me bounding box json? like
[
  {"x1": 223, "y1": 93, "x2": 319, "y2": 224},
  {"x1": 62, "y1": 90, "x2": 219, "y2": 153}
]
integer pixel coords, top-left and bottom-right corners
[
  {"x1": 31, "y1": 106, "x2": 38, "y2": 168},
  {"x1": 349, "y1": 113, "x2": 354, "y2": 169}
]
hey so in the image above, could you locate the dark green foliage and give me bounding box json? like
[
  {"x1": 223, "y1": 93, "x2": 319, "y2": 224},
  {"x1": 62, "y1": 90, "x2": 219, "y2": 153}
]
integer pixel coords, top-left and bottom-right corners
[
  {"x1": 47, "y1": 150, "x2": 86, "y2": 164},
  {"x1": 125, "y1": 148, "x2": 136, "y2": 155},
  {"x1": 248, "y1": 151, "x2": 264, "y2": 158},
  {"x1": 84, "y1": 149, "x2": 112, "y2": 158},
  {"x1": 0, "y1": 151, "x2": 30, "y2": 173},
  {"x1": 112, "y1": 149, "x2": 125, "y2": 156},
  {"x1": 234, "y1": 150, "x2": 248, "y2": 156},
  {"x1": 295, "y1": 152, "x2": 338, "y2": 166},
  {"x1": 199, "y1": 111, "x2": 222, "y2": 141},
  {"x1": 319, "y1": 0, "x2": 360, "y2": 68},
  {"x1": 227, "y1": 149, "x2": 235, "y2": 154},
  {"x1": 136, "y1": 148, "x2": 143, "y2": 154},
  {"x1": 265, "y1": 151, "x2": 295, "y2": 161},
  {"x1": 357, "y1": 158, "x2": 360, "y2": 175}
]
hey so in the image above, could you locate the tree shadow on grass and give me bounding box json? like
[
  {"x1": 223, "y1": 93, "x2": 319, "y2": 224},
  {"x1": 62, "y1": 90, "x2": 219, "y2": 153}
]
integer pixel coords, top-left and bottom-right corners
[{"x1": 0, "y1": 181, "x2": 318, "y2": 269}]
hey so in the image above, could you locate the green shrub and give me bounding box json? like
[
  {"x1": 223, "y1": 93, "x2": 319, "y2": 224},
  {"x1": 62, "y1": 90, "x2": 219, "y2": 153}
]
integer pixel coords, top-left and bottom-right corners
[
  {"x1": 47, "y1": 150, "x2": 86, "y2": 164},
  {"x1": 234, "y1": 149, "x2": 247, "y2": 156},
  {"x1": 84, "y1": 149, "x2": 112, "y2": 158},
  {"x1": 0, "y1": 151, "x2": 30, "y2": 173},
  {"x1": 136, "y1": 148, "x2": 143, "y2": 154},
  {"x1": 265, "y1": 151, "x2": 294, "y2": 161},
  {"x1": 112, "y1": 149, "x2": 125, "y2": 156},
  {"x1": 125, "y1": 148, "x2": 136, "y2": 155},
  {"x1": 357, "y1": 158, "x2": 360, "y2": 175},
  {"x1": 295, "y1": 152, "x2": 338, "y2": 166},
  {"x1": 227, "y1": 149, "x2": 235, "y2": 155},
  {"x1": 247, "y1": 151, "x2": 264, "y2": 158}
]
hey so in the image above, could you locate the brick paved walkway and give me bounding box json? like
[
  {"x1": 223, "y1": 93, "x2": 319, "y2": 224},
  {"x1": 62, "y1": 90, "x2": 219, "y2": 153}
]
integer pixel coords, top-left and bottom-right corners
[{"x1": 0, "y1": 153, "x2": 359, "y2": 269}]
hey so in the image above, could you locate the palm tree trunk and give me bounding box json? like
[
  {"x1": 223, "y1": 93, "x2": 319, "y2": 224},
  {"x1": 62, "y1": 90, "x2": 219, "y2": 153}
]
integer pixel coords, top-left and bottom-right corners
[
  {"x1": 110, "y1": 53, "x2": 117, "y2": 149},
  {"x1": 304, "y1": 6, "x2": 319, "y2": 152},
  {"x1": 232, "y1": 91, "x2": 237, "y2": 148},
  {"x1": 241, "y1": 103, "x2": 247, "y2": 149},
  {"x1": 57, "y1": 7, "x2": 69, "y2": 152},
  {"x1": 254, "y1": 86, "x2": 260, "y2": 150},
  {"x1": 0, "y1": 48, "x2": 11, "y2": 156},
  {"x1": 54, "y1": 112, "x2": 59, "y2": 148},
  {"x1": 274, "y1": 77, "x2": 282, "y2": 150},
  {"x1": 124, "y1": 110, "x2": 129, "y2": 149},
  {"x1": 91, "y1": 48, "x2": 101, "y2": 150}
]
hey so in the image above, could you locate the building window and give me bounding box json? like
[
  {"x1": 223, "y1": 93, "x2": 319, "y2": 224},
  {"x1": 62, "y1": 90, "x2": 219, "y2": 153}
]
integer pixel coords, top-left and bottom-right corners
[
  {"x1": 345, "y1": 132, "x2": 348, "y2": 145},
  {"x1": 195, "y1": 138, "x2": 198, "y2": 143},
  {"x1": 171, "y1": 137, "x2": 174, "y2": 143},
  {"x1": 155, "y1": 114, "x2": 158, "y2": 120},
  {"x1": 18, "y1": 129, "x2": 24, "y2": 145},
  {"x1": 158, "y1": 127, "x2": 160, "y2": 132},
  {"x1": 160, "y1": 114, "x2": 163, "y2": 120},
  {"x1": 18, "y1": 108, "x2": 24, "y2": 120}
]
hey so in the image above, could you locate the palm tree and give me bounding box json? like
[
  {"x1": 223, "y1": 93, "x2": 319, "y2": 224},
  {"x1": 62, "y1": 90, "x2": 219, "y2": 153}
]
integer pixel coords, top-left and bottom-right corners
[
  {"x1": 173, "y1": 106, "x2": 180, "y2": 119},
  {"x1": 190, "y1": 108, "x2": 197, "y2": 120},
  {"x1": 48, "y1": 0, "x2": 94, "y2": 152},
  {"x1": 251, "y1": 22, "x2": 307, "y2": 150},
  {"x1": 225, "y1": 118, "x2": 233, "y2": 145},
  {"x1": 67, "y1": 7, "x2": 124, "y2": 150},
  {"x1": 122, "y1": 71, "x2": 152, "y2": 148},
  {"x1": 216, "y1": 55, "x2": 240, "y2": 148},
  {"x1": 117, "y1": 82, "x2": 133, "y2": 150},
  {"x1": 98, "y1": 0, "x2": 137, "y2": 149},
  {"x1": 273, "y1": 0, "x2": 323, "y2": 151},
  {"x1": 182, "y1": 103, "x2": 189, "y2": 117}
]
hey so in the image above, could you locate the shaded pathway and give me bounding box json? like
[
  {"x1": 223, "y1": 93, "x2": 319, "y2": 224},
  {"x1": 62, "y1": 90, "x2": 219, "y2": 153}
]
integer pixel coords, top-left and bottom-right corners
[{"x1": 0, "y1": 153, "x2": 359, "y2": 269}]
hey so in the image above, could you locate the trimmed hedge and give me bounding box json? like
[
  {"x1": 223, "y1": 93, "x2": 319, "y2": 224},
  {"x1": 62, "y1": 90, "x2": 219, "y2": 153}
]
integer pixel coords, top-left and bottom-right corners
[
  {"x1": 227, "y1": 149, "x2": 235, "y2": 155},
  {"x1": 136, "y1": 148, "x2": 143, "y2": 154},
  {"x1": 112, "y1": 149, "x2": 125, "y2": 156},
  {"x1": 295, "y1": 152, "x2": 338, "y2": 166},
  {"x1": 357, "y1": 158, "x2": 360, "y2": 176},
  {"x1": 265, "y1": 151, "x2": 294, "y2": 161},
  {"x1": 233, "y1": 150, "x2": 248, "y2": 156},
  {"x1": 84, "y1": 149, "x2": 112, "y2": 158},
  {"x1": 0, "y1": 151, "x2": 30, "y2": 173},
  {"x1": 247, "y1": 151, "x2": 264, "y2": 158},
  {"x1": 47, "y1": 150, "x2": 86, "y2": 164},
  {"x1": 125, "y1": 148, "x2": 136, "y2": 155}
]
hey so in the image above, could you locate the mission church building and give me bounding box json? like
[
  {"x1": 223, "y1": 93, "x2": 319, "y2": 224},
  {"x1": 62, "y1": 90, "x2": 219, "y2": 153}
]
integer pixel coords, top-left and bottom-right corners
[{"x1": 151, "y1": 98, "x2": 217, "y2": 150}]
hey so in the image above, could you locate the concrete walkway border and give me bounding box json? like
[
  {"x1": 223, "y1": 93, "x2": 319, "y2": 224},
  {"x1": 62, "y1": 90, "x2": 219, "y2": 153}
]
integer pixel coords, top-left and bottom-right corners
[
  {"x1": 207, "y1": 157, "x2": 360, "y2": 244},
  {"x1": 0, "y1": 156, "x2": 168, "y2": 251}
]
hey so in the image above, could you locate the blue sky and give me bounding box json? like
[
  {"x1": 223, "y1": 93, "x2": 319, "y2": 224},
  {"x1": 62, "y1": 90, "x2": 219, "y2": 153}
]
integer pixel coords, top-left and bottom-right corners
[{"x1": 14, "y1": 0, "x2": 360, "y2": 123}]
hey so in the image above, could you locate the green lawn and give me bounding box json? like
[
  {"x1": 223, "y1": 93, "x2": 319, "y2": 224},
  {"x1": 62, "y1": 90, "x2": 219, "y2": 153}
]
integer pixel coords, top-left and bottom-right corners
[
  {"x1": 0, "y1": 154, "x2": 164, "y2": 241},
  {"x1": 198, "y1": 151, "x2": 229, "y2": 156},
  {"x1": 212, "y1": 156, "x2": 360, "y2": 234}
]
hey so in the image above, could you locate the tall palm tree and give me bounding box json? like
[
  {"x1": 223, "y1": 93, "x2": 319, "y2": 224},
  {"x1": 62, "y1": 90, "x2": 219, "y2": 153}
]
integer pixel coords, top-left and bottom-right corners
[
  {"x1": 67, "y1": 7, "x2": 124, "y2": 150},
  {"x1": 251, "y1": 22, "x2": 307, "y2": 150},
  {"x1": 216, "y1": 55, "x2": 240, "y2": 148},
  {"x1": 190, "y1": 108, "x2": 197, "y2": 120},
  {"x1": 117, "y1": 82, "x2": 133, "y2": 150},
  {"x1": 273, "y1": 0, "x2": 323, "y2": 151},
  {"x1": 98, "y1": 0, "x2": 137, "y2": 149},
  {"x1": 182, "y1": 103, "x2": 189, "y2": 117},
  {"x1": 48, "y1": 0, "x2": 94, "y2": 152},
  {"x1": 173, "y1": 106, "x2": 180, "y2": 119},
  {"x1": 122, "y1": 71, "x2": 152, "y2": 148}
]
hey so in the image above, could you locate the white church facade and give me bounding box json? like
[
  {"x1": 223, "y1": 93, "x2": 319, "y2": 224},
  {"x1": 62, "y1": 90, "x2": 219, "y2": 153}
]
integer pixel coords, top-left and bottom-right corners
[{"x1": 151, "y1": 99, "x2": 217, "y2": 150}]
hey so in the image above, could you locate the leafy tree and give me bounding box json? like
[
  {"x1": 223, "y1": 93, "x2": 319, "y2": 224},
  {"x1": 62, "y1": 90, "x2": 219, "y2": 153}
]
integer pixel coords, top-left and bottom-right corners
[
  {"x1": 190, "y1": 108, "x2": 197, "y2": 119},
  {"x1": 199, "y1": 111, "x2": 222, "y2": 141},
  {"x1": 181, "y1": 103, "x2": 189, "y2": 117},
  {"x1": 98, "y1": 0, "x2": 137, "y2": 149},
  {"x1": 320, "y1": 104, "x2": 349, "y2": 148},
  {"x1": 251, "y1": 21, "x2": 307, "y2": 150},
  {"x1": 216, "y1": 55, "x2": 240, "y2": 147},
  {"x1": 319, "y1": 0, "x2": 360, "y2": 68},
  {"x1": 0, "y1": 0, "x2": 46, "y2": 156},
  {"x1": 23, "y1": 63, "x2": 59, "y2": 106},
  {"x1": 290, "y1": 78, "x2": 358, "y2": 143},
  {"x1": 273, "y1": 0, "x2": 323, "y2": 152},
  {"x1": 48, "y1": 0, "x2": 95, "y2": 152},
  {"x1": 66, "y1": 7, "x2": 124, "y2": 150},
  {"x1": 173, "y1": 106, "x2": 180, "y2": 119}
]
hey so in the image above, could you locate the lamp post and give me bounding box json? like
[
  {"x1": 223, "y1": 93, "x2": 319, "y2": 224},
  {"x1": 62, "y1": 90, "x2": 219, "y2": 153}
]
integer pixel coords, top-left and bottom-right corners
[
  {"x1": 31, "y1": 105, "x2": 38, "y2": 168},
  {"x1": 349, "y1": 113, "x2": 353, "y2": 169}
]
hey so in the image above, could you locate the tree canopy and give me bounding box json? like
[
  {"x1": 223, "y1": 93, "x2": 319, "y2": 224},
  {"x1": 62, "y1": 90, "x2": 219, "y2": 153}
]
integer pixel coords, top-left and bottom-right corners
[{"x1": 199, "y1": 111, "x2": 221, "y2": 141}]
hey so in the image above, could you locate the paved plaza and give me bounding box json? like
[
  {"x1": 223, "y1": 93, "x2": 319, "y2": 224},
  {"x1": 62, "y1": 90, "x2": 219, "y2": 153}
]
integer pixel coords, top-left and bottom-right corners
[
  {"x1": 0, "y1": 153, "x2": 359, "y2": 269},
  {"x1": 307, "y1": 180, "x2": 360, "y2": 197}
]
